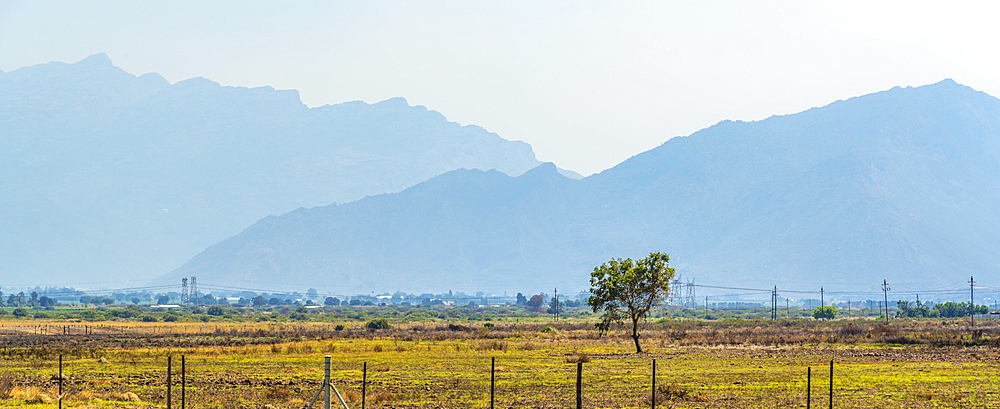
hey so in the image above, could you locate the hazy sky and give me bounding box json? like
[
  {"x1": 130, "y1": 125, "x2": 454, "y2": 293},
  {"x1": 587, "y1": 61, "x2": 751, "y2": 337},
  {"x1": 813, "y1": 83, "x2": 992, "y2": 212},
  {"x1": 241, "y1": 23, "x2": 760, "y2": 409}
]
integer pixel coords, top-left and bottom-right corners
[{"x1": 3, "y1": 1, "x2": 999, "y2": 175}]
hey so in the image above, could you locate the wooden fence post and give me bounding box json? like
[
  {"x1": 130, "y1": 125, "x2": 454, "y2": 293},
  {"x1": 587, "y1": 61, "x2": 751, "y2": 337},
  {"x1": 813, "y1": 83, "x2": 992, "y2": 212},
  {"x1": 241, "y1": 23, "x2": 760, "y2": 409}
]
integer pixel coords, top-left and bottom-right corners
[
  {"x1": 651, "y1": 358, "x2": 656, "y2": 409},
  {"x1": 362, "y1": 362, "x2": 367, "y2": 409}
]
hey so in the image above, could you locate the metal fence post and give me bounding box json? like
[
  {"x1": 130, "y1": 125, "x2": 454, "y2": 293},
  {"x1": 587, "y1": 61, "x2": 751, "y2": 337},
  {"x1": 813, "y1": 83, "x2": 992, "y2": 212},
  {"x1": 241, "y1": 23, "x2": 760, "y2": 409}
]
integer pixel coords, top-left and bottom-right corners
[
  {"x1": 806, "y1": 367, "x2": 811, "y2": 409},
  {"x1": 576, "y1": 362, "x2": 583, "y2": 409},
  {"x1": 490, "y1": 357, "x2": 495, "y2": 409},
  {"x1": 182, "y1": 355, "x2": 186, "y2": 409},
  {"x1": 829, "y1": 360, "x2": 833, "y2": 409},
  {"x1": 362, "y1": 362, "x2": 367, "y2": 409},
  {"x1": 651, "y1": 358, "x2": 656, "y2": 409},
  {"x1": 324, "y1": 355, "x2": 331, "y2": 409},
  {"x1": 58, "y1": 354, "x2": 63, "y2": 409},
  {"x1": 167, "y1": 356, "x2": 172, "y2": 409}
]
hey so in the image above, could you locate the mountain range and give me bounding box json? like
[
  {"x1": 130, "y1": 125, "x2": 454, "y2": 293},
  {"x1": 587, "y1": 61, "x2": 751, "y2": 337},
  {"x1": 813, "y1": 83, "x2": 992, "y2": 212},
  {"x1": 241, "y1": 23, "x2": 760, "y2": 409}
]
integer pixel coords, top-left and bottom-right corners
[
  {"x1": 161, "y1": 79, "x2": 1000, "y2": 294},
  {"x1": 1, "y1": 54, "x2": 571, "y2": 285}
]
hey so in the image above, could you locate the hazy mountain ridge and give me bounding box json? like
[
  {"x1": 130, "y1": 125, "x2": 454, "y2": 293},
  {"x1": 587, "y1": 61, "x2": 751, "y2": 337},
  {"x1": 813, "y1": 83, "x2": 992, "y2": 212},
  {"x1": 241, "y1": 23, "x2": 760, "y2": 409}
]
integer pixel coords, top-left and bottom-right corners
[
  {"x1": 162, "y1": 80, "x2": 1000, "y2": 293},
  {"x1": 1, "y1": 54, "x2": 555, "y2": 284}
]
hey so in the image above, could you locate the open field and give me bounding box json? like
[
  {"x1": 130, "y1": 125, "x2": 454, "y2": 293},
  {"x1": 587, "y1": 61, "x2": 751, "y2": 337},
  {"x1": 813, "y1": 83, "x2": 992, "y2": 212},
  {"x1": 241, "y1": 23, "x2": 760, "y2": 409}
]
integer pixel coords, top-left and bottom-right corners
[{"x1": 0, "y1": 319, "x2": 998, "y2": 408}]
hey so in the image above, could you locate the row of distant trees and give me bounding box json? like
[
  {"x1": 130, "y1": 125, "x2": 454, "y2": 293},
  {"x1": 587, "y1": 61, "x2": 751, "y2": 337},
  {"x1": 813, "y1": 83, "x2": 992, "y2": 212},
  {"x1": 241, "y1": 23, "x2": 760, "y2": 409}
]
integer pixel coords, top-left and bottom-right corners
[
  {"x1": 896, "y1": 300, "x2": 989, "y2": 318},
  {"x1": 0, "y1": 291, "x2": 59, "y2": 308}
]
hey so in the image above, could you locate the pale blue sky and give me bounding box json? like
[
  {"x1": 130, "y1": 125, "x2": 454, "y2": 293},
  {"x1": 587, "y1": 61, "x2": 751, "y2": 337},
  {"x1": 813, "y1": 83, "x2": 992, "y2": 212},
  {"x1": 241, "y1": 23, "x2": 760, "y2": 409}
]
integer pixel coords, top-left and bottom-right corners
[{"x1": 3, "y1": 1, "x2": 998, "y2": 175}]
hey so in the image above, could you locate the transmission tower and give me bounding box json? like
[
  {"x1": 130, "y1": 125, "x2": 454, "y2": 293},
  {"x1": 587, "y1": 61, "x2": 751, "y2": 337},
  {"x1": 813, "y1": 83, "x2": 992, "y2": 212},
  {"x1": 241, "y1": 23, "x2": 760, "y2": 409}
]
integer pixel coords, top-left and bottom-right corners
[
  {"x1": 181, "y1": 278, "x2": 189, "y2": 304},
  {"x1": 191, "y1": 276, "x2": 198, "y2": 305},
  {"x1": 685, "y1": 279, "x2": 696, "y2": 308},
  {"x1": 669, "y1": 275, "x2": 683, "y2": 305}
]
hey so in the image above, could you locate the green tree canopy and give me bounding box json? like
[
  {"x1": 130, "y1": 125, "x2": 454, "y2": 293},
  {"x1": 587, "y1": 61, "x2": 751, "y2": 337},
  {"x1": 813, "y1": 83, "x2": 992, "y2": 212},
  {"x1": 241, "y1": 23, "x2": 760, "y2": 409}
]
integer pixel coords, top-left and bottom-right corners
[
  {"x1": 588, "y1": 252, "x2": 675, "y2": 353},
  {"x1": 813, "y1": 306, "x2": 837, "y2": 320}
]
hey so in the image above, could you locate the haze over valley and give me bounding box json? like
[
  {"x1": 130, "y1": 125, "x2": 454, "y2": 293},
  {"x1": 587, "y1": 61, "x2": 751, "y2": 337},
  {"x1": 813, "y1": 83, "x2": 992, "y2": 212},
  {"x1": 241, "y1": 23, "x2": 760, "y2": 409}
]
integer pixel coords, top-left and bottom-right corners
[
  {"x1": 1, "y1": 54, "x2": 564, "y2": 285},
  {"x1": 4, "y1": 55, "x2": 1000, "y2": 295}
]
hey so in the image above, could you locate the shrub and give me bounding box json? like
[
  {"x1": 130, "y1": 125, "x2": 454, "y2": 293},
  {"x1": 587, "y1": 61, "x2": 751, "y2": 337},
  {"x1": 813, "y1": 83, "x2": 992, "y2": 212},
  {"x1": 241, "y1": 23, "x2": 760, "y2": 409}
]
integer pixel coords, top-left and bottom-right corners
[
  {"x1": 12, "y1": 308, "x2": 27, "y2": 317},
  {"x1": 813, "y1": 306, "x2": 837, "y2": 320},
  {"x1": 141, "y1": 315, "x2": 158, "y2": 322},
  {"x1": 475, "y1": 340, "x2": 508, "y2": 352},
  {"x1": 109, "y1": 307, "x2": 142, "y2": 319},
  {"x1": 206, "y1": 305, "x2": 225, "y2": 316},
  {"x1": 78, "y1": 309, "x2": 105, "y2": 320},
  {"x1": 565, "y1": 352, "x2": 590, "y2": 363},
  {"x1": 163, "y1": 315, "x2": 179, "y2": 322},
  {"x1": 365, "y1": 318, "x2": 392, "y2": 330}
]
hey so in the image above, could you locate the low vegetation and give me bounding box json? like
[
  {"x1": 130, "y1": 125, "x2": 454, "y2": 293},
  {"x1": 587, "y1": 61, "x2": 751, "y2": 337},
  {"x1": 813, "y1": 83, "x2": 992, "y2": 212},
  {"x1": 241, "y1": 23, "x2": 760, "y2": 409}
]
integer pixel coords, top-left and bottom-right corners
[{"x1": 0, "y1": 317, "x2": 996, "y2": 407}]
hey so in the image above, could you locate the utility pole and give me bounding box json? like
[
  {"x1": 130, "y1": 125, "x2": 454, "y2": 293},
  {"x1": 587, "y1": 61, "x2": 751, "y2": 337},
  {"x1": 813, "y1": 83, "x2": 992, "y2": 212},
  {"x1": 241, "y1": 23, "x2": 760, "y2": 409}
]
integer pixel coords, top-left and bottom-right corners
[
  {"x1": 771, "y1": 287, "x2": 777, "y2": 320},
  {"x1": 820, "y1": 287, "x2": 824, "y2": 308},
  {"x1": 970, "y1": 276, "x2": 975, "y2": 327},
  {"x1": 553, "y1": 288, "x2": 559, "y2": 322},
  {"x1": 881, "y1": 279, "x2": 891, "y2": 324},
  {"x1": 705, "y1": 296, "x2": 709, "y2": 320}
]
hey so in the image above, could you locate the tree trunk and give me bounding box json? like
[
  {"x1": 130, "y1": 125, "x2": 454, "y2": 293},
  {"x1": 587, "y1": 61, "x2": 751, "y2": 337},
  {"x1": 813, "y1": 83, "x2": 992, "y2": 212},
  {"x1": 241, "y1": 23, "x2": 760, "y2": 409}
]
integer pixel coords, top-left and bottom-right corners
[{"x1": 631, "y1": 318, "x2": 642, "y2": 353}]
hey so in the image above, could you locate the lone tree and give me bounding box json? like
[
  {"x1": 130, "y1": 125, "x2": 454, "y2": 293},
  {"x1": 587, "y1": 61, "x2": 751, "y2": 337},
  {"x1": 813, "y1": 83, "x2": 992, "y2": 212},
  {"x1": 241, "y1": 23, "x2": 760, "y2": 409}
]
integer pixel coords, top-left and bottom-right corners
[
  {"x1": 588, "y1": 252, "x2": 675, "y2": 353},
  {"x1": 527, "y1": 294, "x2": 545, "y2": 312},
  {"x1": 813, "y1": 305, "x2": 836, "y2": 320}
]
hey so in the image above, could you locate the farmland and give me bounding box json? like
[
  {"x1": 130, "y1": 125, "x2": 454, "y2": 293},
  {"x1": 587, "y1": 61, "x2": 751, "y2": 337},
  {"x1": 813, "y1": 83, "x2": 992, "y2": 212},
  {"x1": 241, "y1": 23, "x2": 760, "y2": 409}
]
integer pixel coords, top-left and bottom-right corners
[{"x1": 0, "y1": 316, "x2": 998, "y2": 408}]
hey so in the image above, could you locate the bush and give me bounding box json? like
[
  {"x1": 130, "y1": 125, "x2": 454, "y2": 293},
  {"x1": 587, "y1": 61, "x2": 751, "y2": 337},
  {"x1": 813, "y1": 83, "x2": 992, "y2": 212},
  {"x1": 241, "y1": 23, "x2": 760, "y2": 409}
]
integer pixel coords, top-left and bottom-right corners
[
  {"x1": 109, "y1": 307, "x2": 142, "y2": 319},
  {"x1": 813, "y1": 306, "x2": 837, "y2": 320},
  {"x1": 141, "y1": 315, "x2": 158, "y2": 322},
  {"x1": 163, "y1": 315, "x2": 179, "y2": 322},
  {"x1": 12, "y1": 308, "x2": 27, "y2": 317},
  {"x1": 78, "y1": 309, "x2": 105, "y2": 320},
  {"x1": 365, "y1": 318, "x2": 392, "y2": 330},
  {"x1": 206, "y1": 305, "x2": 225, "y2": 316}
]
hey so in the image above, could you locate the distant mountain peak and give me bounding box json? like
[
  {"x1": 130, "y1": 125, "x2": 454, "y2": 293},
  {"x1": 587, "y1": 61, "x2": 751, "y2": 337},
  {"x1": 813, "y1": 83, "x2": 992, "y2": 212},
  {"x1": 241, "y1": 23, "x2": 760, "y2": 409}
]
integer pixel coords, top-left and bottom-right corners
[
  {"x1": 173, "y1": 76, "x2": 220, "y2": 89},
  {"x1": 519, "y1": 162, "x2": 565, "y2": 181},
  {"x1": 137, "y1": 72, "x2": 170, "y2": 89},
  {"x1": 2, "y1": 54, "x2": 549, "y2": 285},
  {"x1": 76, "y1": 53, "x2": 114, "y2": 68},
  {"x1": 374, "y1": 96, "x2": 411, "y2": 109},
  {"x1": 157, "y1": 79, "x2": 1000, "y2": 293}
]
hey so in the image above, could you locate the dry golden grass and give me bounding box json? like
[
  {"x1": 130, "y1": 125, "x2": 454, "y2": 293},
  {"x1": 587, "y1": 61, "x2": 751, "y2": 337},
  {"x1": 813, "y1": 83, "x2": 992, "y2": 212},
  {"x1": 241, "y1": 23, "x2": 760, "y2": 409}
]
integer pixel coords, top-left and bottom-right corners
[{"x1": 0, "y1": 318, "x2": 999, "y2": 407}]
